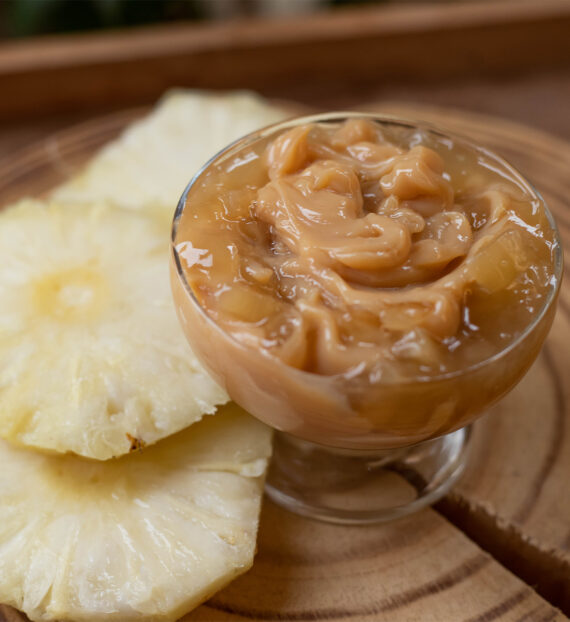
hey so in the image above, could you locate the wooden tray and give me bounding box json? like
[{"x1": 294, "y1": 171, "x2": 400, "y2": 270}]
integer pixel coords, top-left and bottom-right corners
[
  {"x1": 0, "y1": 0, "x2": 569, "y2": 121},
  {"x1": 0, "y1": 103, "x2": 569, "y2": 621}
]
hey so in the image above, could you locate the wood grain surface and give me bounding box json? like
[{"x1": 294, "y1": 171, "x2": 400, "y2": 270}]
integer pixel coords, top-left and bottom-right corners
[{"x1": 0, "y1": 104, "x2": 569, "y2": 621}]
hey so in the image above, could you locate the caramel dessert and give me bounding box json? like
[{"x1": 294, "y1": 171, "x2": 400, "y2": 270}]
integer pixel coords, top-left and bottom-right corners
[{"x1": 172, "y1": 115, "x2": 560, "y2": 448}]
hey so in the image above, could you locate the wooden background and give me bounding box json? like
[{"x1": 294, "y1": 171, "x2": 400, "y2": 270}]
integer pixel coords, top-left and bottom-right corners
[
  {"x1": 0, "y1": 1, "x2": 569, "y2": 620},
  {"x1": 1, "y1": 0, "x2": 570, "y2": 156}
]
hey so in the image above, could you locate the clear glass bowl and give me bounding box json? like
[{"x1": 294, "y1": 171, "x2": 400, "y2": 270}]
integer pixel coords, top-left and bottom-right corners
[{"x1": 171, "y1": 113, "x2": 562, "y2": 524}]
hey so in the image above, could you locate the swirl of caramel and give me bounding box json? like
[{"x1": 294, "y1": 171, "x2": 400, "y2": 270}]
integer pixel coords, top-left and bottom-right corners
[{"x1": 178, "y1": 118, "x2": 548, "y2": 380}]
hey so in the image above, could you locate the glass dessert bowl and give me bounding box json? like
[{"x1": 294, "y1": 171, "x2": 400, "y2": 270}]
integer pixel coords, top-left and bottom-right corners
[{"x1": 171, "y1": 113, "x2": 562, "y2": 524}]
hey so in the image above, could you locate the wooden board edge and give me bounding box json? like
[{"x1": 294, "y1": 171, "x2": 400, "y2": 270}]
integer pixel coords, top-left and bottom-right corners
[{"x1": 437, "y1": 494, "x2": 570, "y2": 615}]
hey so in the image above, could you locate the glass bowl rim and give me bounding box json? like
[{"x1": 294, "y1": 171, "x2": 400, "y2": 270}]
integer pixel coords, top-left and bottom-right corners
[{"x1": 171, "y1": 111, "x2": 563, "y2": 386}]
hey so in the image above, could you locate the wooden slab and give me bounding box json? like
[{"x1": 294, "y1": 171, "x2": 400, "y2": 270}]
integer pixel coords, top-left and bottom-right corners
[
  {"x1": 1, "y1": 104, "x2": 570, "y2": 621},
  {"x1": 184, "y1": 503, "x2": 565, "y2": 622}
]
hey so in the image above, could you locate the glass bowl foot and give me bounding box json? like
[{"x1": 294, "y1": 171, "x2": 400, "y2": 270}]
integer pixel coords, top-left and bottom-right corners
[{"x1": 265, "y1": 426, "x2": 472, "y2": 525}]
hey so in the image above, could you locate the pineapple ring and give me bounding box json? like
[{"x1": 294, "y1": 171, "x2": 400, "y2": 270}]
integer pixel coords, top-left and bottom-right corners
[
  {"x1": 53, "y1": 90, "x2": 289, "y2": 211},
  {"x1": 0, "y1": 403, "x2": 272, "y2": 622},
  {"x1": 0, "y1": 200, "x2": 229, "y2": 459}
]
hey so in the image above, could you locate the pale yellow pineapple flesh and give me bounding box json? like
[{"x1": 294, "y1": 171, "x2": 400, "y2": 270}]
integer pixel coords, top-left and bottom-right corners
[
  {"x1": 0, "y1": 403, "x2": 272, "y2": 622},
  {"x1": 53, "y1": 90, "x2": 289, "y2": 211},
  {"x1": 0, "y1": 90, "x2": 286, "y2": 621},
  {"x1": 0, "y1": 199, "x2": 228, "y2": 459}
]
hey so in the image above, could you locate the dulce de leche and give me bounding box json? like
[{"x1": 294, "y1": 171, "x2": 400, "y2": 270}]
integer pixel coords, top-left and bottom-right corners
[{"x1": 172, "y1": 116, "x2": 560, "y2": 449}]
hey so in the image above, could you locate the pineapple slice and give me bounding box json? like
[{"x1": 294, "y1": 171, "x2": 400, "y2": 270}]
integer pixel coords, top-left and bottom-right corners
[
  {"x1": 0, "y1": 199, "x2": 228, "y2": 460},
  {"x1": 52, "y1": 90, "x2": 288, "y2": 211},
  {"x1": 0, "y1": 402, "x2": 272, "y2": 622}
]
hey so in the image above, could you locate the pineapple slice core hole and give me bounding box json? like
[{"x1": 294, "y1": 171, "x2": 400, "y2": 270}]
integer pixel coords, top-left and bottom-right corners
[{"x1": 32, "y1": 266, "x2": 108, "y2": 322}]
